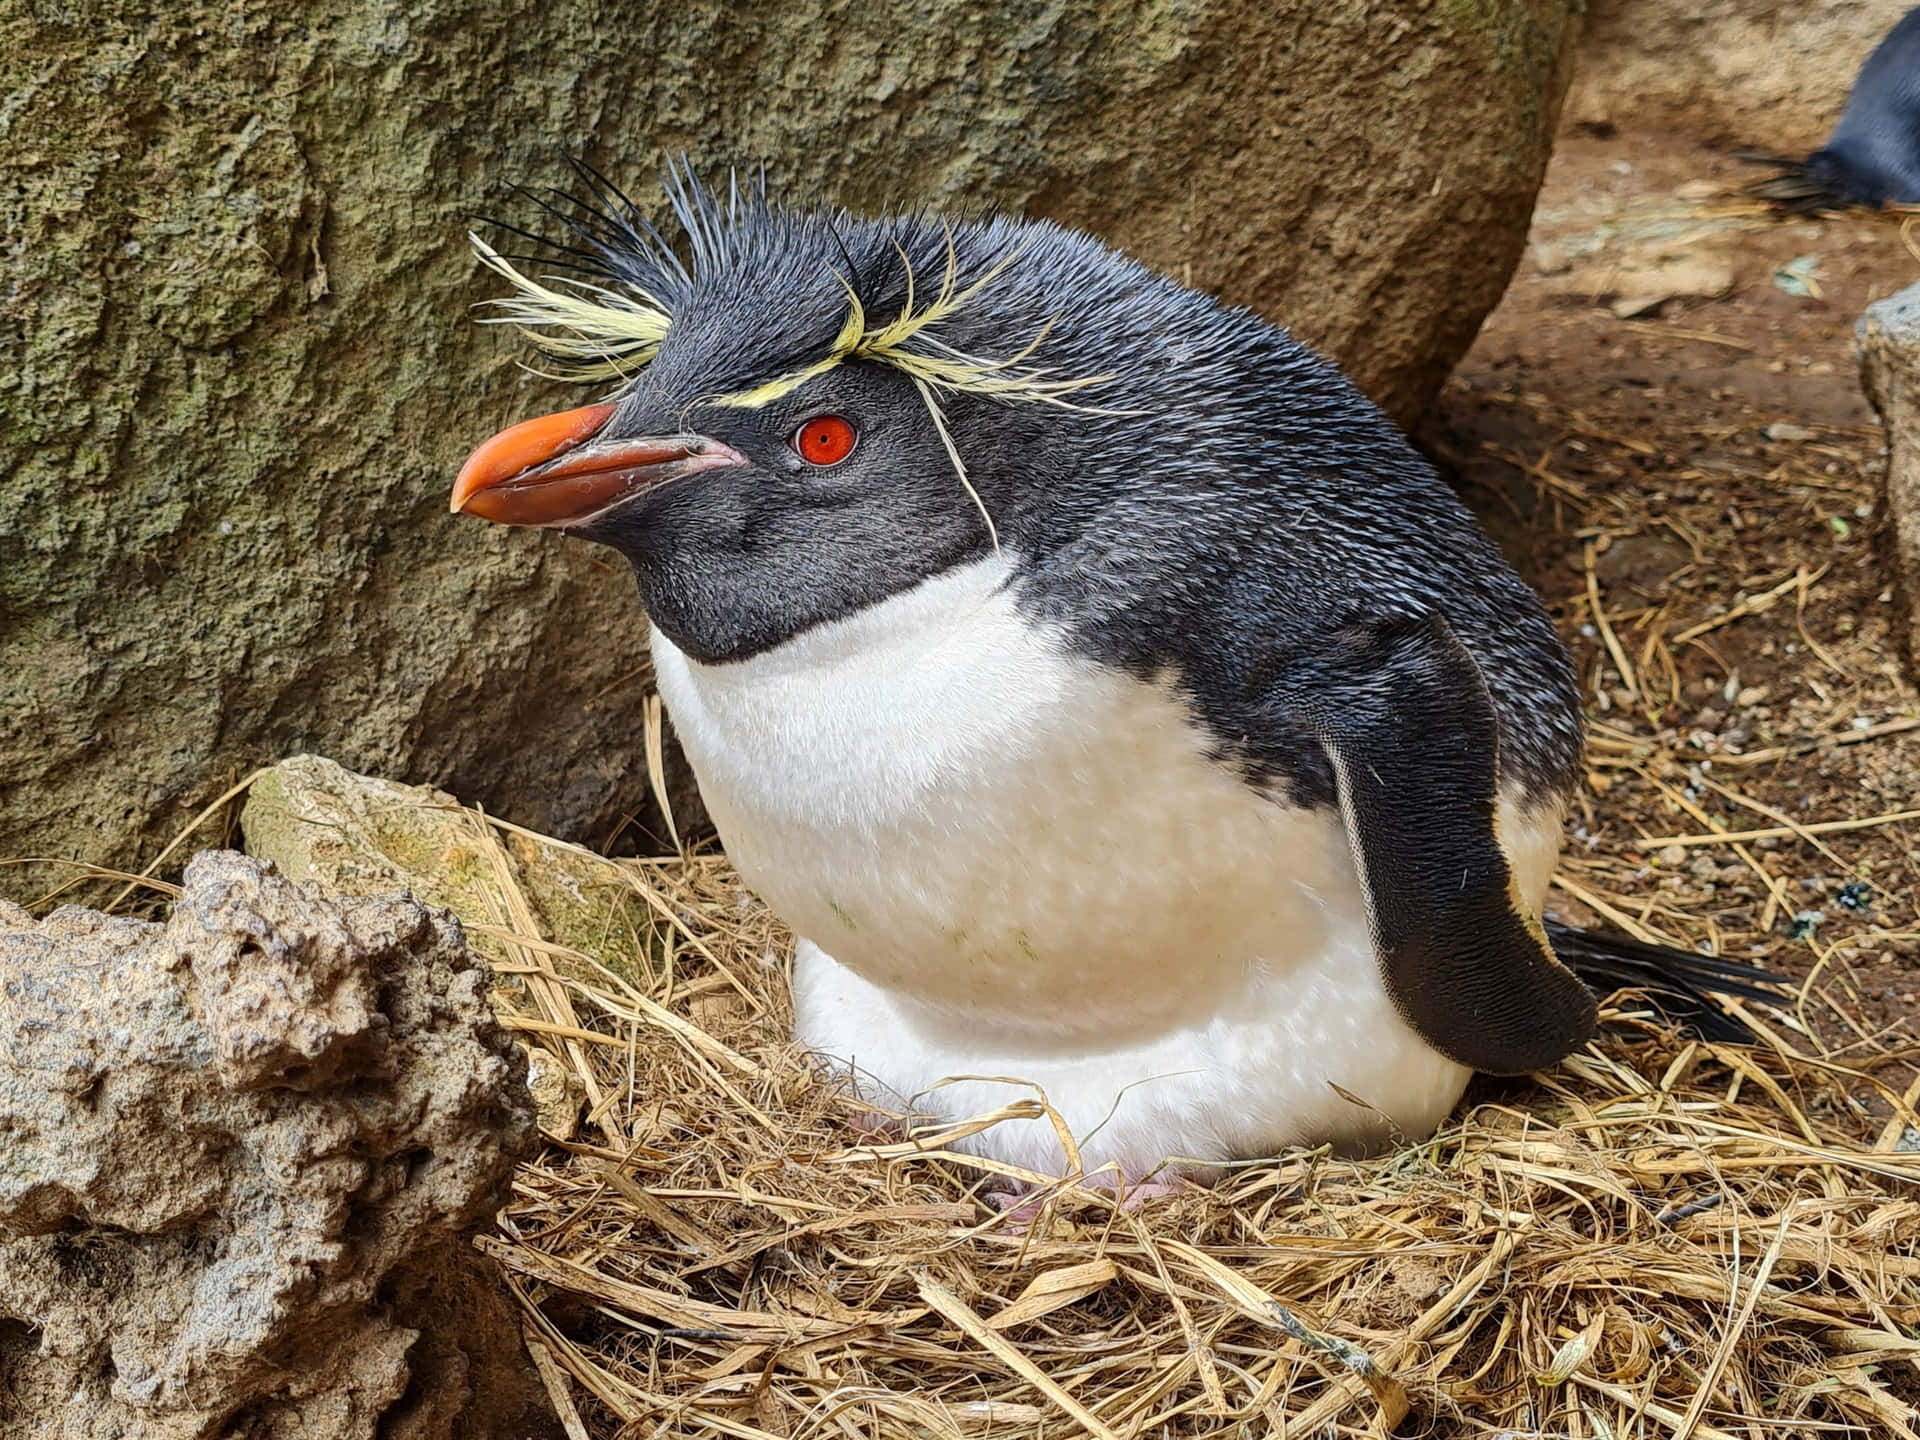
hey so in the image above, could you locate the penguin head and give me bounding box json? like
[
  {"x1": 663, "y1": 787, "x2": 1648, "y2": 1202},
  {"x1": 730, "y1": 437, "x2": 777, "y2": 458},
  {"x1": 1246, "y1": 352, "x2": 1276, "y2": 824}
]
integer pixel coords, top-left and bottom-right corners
[{"x1": 451, "y1": 166, "x2": 1370, "y2": 662}]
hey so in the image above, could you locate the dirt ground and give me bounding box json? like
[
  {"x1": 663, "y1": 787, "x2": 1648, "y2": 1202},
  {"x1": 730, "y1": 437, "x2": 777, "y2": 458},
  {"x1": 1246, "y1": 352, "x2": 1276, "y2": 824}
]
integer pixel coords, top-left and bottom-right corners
[{"x1": 1421, "y1": 130, "x2": 1920, "y2": 1088}]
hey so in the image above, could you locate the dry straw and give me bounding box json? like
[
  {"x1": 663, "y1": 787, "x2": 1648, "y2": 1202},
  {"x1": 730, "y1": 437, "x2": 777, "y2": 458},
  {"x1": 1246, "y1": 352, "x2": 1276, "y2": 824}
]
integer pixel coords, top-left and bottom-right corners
[
  {"x1": 453, "y1": 293, "x2": 1920, "y2": 1436},
  {"x1": 442, "y1": 805, "x2": 1920, "y2": 1440}
]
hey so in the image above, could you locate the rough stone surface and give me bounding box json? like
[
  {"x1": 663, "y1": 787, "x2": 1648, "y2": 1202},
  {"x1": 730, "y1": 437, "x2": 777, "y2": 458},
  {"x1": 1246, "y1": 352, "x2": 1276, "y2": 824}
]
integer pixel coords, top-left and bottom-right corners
[
  {"x1": 1, "y1": 2, "x2": 1580, "y2": 897},
  {"x1": 1565, "y1": 0, "x2": 1910, "y2": 152},
  {"x1": 241, "y1": 753, "x2": 658, "y2": 1137},
  {"x1": 240, "y1": 753, "x2": 659, "y2": 986},
  {"x1": 1859, "y1": 282, "x2": 1920, "y2": 681},
  {"x1": 524, "y1": 1044, "x2": 587, "y2": 1143},
  {"x1": 0, "y1": 852, "x2": 558, "y2": 1440}
]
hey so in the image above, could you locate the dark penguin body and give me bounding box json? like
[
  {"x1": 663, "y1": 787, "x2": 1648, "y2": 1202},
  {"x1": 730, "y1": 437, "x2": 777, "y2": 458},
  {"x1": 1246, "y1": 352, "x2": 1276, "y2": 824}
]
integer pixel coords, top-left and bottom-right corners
[
  {"x1": 452, "y1": 170, "x2": 1776, "y2": 1178},
  {"x1": 1750, "y1": 7, "x2": 1920, "y2": 211}
]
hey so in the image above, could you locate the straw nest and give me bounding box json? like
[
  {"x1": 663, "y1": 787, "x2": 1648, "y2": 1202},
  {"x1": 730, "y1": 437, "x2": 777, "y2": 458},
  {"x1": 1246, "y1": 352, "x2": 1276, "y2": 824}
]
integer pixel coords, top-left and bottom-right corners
[{"x1": 421, "y1": 813, "x2": 1917, "y2": 1440}]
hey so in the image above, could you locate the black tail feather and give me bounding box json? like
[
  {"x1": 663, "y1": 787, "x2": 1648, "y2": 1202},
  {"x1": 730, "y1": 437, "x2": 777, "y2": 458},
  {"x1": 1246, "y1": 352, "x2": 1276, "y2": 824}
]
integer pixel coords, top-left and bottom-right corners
[
  {"x1": 1545, "y1": 920, "x2": 1787, "y2": 1046},
  {"x1": 1733, "y1": 148, "x2": 1882, "y2": 215},
  {"x1": 1743, "y1": 165, "x2": 1847, "y2": 214}
]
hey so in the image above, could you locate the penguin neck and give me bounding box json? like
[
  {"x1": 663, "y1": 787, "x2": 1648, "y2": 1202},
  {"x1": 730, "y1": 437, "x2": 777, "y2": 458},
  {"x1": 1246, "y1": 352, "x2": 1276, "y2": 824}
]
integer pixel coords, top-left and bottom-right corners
[{"x1": 674, "y1": 549, "x2": 1026, "y2": 681}]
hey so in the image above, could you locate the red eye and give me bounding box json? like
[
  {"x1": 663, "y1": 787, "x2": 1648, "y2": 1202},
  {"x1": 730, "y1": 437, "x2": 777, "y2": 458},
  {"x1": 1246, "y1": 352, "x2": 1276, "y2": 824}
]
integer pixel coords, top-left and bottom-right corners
[{"x1": 793, "y1": 414, "x2": 857, "y2": 466}]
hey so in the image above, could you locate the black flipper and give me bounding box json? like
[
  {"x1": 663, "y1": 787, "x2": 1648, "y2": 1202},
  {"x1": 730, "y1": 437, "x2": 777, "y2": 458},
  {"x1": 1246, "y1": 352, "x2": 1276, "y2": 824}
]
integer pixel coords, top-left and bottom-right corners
[
  {"x1": 1282, "y1": 614, "x2": 1598, "y2": 1076},
  {"x1": 1545, "y1": 920, "x2": 1786, "y2": 1045}
]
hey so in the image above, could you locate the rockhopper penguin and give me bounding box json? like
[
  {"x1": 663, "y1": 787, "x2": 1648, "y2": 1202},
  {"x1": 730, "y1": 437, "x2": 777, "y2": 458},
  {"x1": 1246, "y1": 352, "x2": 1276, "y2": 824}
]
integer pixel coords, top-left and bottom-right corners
[{"x1": 451, "y1": 169, "x2": 1778, "y2": 1182}]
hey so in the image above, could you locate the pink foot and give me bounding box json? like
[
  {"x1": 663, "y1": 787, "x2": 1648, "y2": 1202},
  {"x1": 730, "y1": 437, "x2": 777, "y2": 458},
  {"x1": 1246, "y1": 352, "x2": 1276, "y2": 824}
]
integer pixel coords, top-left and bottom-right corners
[
  {"x1": 847, "y1": 1110, "x2": 906, "y2": 1142},
  {"x1": 981, "y1": 1173, "x2": 1194, "y2": 1228}
]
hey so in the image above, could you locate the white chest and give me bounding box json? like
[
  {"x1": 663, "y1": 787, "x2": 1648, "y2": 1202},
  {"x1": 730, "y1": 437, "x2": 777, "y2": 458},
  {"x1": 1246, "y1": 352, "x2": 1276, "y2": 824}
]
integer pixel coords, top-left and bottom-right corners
[
  {"x1": 650, "y1": 555, "x2": 1360, "y2": 1045},
  {"x1": 649, "y1": 555, "x2": 1546, "y2": 1173}
]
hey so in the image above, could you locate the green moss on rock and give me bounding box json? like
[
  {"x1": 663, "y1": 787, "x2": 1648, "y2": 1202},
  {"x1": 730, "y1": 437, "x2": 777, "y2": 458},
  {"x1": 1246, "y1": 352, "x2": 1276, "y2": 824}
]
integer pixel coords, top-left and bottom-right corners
[{"x1": 240, "y1": 754, "x2": 662, "y2": 997}]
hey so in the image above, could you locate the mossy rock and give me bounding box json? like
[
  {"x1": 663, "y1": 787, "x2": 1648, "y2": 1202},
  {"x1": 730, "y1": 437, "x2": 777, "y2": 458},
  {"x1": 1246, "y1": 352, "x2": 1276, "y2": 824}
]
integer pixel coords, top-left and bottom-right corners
[{"x1": 241, "y1": 755, "x2": 661, "y2": 995}]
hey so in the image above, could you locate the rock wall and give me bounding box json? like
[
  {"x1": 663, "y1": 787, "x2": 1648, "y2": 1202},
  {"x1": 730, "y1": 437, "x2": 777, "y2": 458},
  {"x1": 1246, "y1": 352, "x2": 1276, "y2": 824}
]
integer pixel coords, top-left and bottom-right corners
[
  {"x1": 1565, "y1": 0, "x2": 1911, "y2": 152},
  {"x1": 0, "y1": 852, "x2": 555, "y2": 1440},
  {"x1": 1, "y1": 1, "x2": 1581, "y2": 897}
]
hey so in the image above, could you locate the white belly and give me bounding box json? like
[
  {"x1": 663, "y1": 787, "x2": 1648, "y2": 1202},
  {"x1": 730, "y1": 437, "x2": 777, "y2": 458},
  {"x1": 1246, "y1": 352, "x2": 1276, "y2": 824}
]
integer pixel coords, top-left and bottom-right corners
[{"x1": 651, "y1": 553, "x2": 1557, "y2": 1177}]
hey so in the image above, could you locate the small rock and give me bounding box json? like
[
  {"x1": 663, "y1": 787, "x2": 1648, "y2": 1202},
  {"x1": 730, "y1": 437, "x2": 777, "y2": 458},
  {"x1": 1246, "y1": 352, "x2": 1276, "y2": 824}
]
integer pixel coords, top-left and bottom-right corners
[
  {"x1": 1531, "y1": 241, "x2": 1572, "y2": 275},
  {"x1": 0, "y1": 854, "x2": 559, "y2": 1440},
  {"x1": 242, "y1": 755, "x2": 663, "y2": 1013},
  {"x1": 1763, "y1": 422, "x2": 1813, "y2": 442},
  {"x1": 1658, "y1": 844, "x2": 1689, "y2": 867},
  {"x1": 1547, "y1": 249, "x2": 1735, "y2": 317},
  {"x1": 1605, "y1": 253, "x2": 1737, "y2": 318},
  {"x1": 524, "y1": 1044, "x2": 586, "y2": 1141}
]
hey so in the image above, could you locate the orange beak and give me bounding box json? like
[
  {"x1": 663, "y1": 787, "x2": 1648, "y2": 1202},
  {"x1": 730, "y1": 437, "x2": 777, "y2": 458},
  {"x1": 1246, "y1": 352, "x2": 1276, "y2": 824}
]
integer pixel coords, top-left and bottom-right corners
[{"x1": 451, "y1": 401, "x2": 741, "y2": 528}]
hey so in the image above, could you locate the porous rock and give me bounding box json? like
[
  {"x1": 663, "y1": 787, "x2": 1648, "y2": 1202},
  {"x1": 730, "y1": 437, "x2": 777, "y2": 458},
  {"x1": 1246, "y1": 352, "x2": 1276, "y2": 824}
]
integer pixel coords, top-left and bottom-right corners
[
  {"x1": 1, "y1": 1, "x2": 1582, "y2": 898},
  {"x1": 1858, "y1": 282, "x2": 1920, "y2": 680},
  {"x1": 0, "y1": 852, "x2": 558, "y2": 1440},
  {"x1": 240, "y1": 753, "x2": 650, "y2": 1137}
]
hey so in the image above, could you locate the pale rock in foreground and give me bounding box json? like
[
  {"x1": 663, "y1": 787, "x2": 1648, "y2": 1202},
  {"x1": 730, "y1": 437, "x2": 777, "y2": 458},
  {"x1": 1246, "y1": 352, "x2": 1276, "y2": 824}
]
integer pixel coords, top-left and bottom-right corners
[
  {"x1": 0, "y1": 852, "x2": 558, "y2": 1440},
  {"x1": 241, "y1": 753, "x2": 658, "y2": 1139}
]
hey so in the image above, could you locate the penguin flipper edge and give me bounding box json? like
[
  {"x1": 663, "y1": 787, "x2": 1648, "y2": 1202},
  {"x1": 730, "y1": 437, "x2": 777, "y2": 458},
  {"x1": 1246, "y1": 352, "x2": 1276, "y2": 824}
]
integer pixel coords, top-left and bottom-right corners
[{"x1": 1291, "y1": 613, "x2": 1597, "y2": 1076}]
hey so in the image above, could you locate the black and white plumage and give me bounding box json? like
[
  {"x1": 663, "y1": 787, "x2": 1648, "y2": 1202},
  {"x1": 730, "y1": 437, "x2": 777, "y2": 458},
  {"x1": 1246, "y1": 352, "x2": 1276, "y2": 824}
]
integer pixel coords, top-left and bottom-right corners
[
  {"x1": 1746, "y1": 6, "x2": 1920, "y2": 213},
  {"x1": 452, "y1": 169, "x2": 1778, "y2": 1179}
]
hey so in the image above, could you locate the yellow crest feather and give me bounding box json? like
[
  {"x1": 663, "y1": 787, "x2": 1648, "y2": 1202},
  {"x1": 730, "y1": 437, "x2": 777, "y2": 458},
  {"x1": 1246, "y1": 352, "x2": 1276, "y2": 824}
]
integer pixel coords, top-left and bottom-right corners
[
  {"x1": 472, "y1": 214, "x2": 1129, "y2": 551},
  {"x1": 708, "y1": 226, "x2": 1115, "y2": 411},
  {"x1": 469, "y1": 234, "x2": 671, "y2": 382}
]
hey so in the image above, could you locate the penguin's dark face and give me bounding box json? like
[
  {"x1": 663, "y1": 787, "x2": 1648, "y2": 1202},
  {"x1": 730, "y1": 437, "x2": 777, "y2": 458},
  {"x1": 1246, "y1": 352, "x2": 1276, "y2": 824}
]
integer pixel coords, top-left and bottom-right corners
[
  {"x1": 453, "y1": 178, "x2": 1110, "y2": 662},
  {"x1": 456, "y1": 359, "x2": 991, "y2": 663},
  {"x1": 590, "y1": 362, "x2": 989, "y2": 663}
]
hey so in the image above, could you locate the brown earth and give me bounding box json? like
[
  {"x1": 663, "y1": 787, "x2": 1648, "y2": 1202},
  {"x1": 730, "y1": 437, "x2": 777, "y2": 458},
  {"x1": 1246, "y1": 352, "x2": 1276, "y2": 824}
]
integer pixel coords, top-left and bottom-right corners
[
  {"x1": 1563, "y1": 0, "x2": 1910, "y2": 153},
  {"x1": 1422, "y1": 129, "x2": 1920, "y2": 1077}
]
